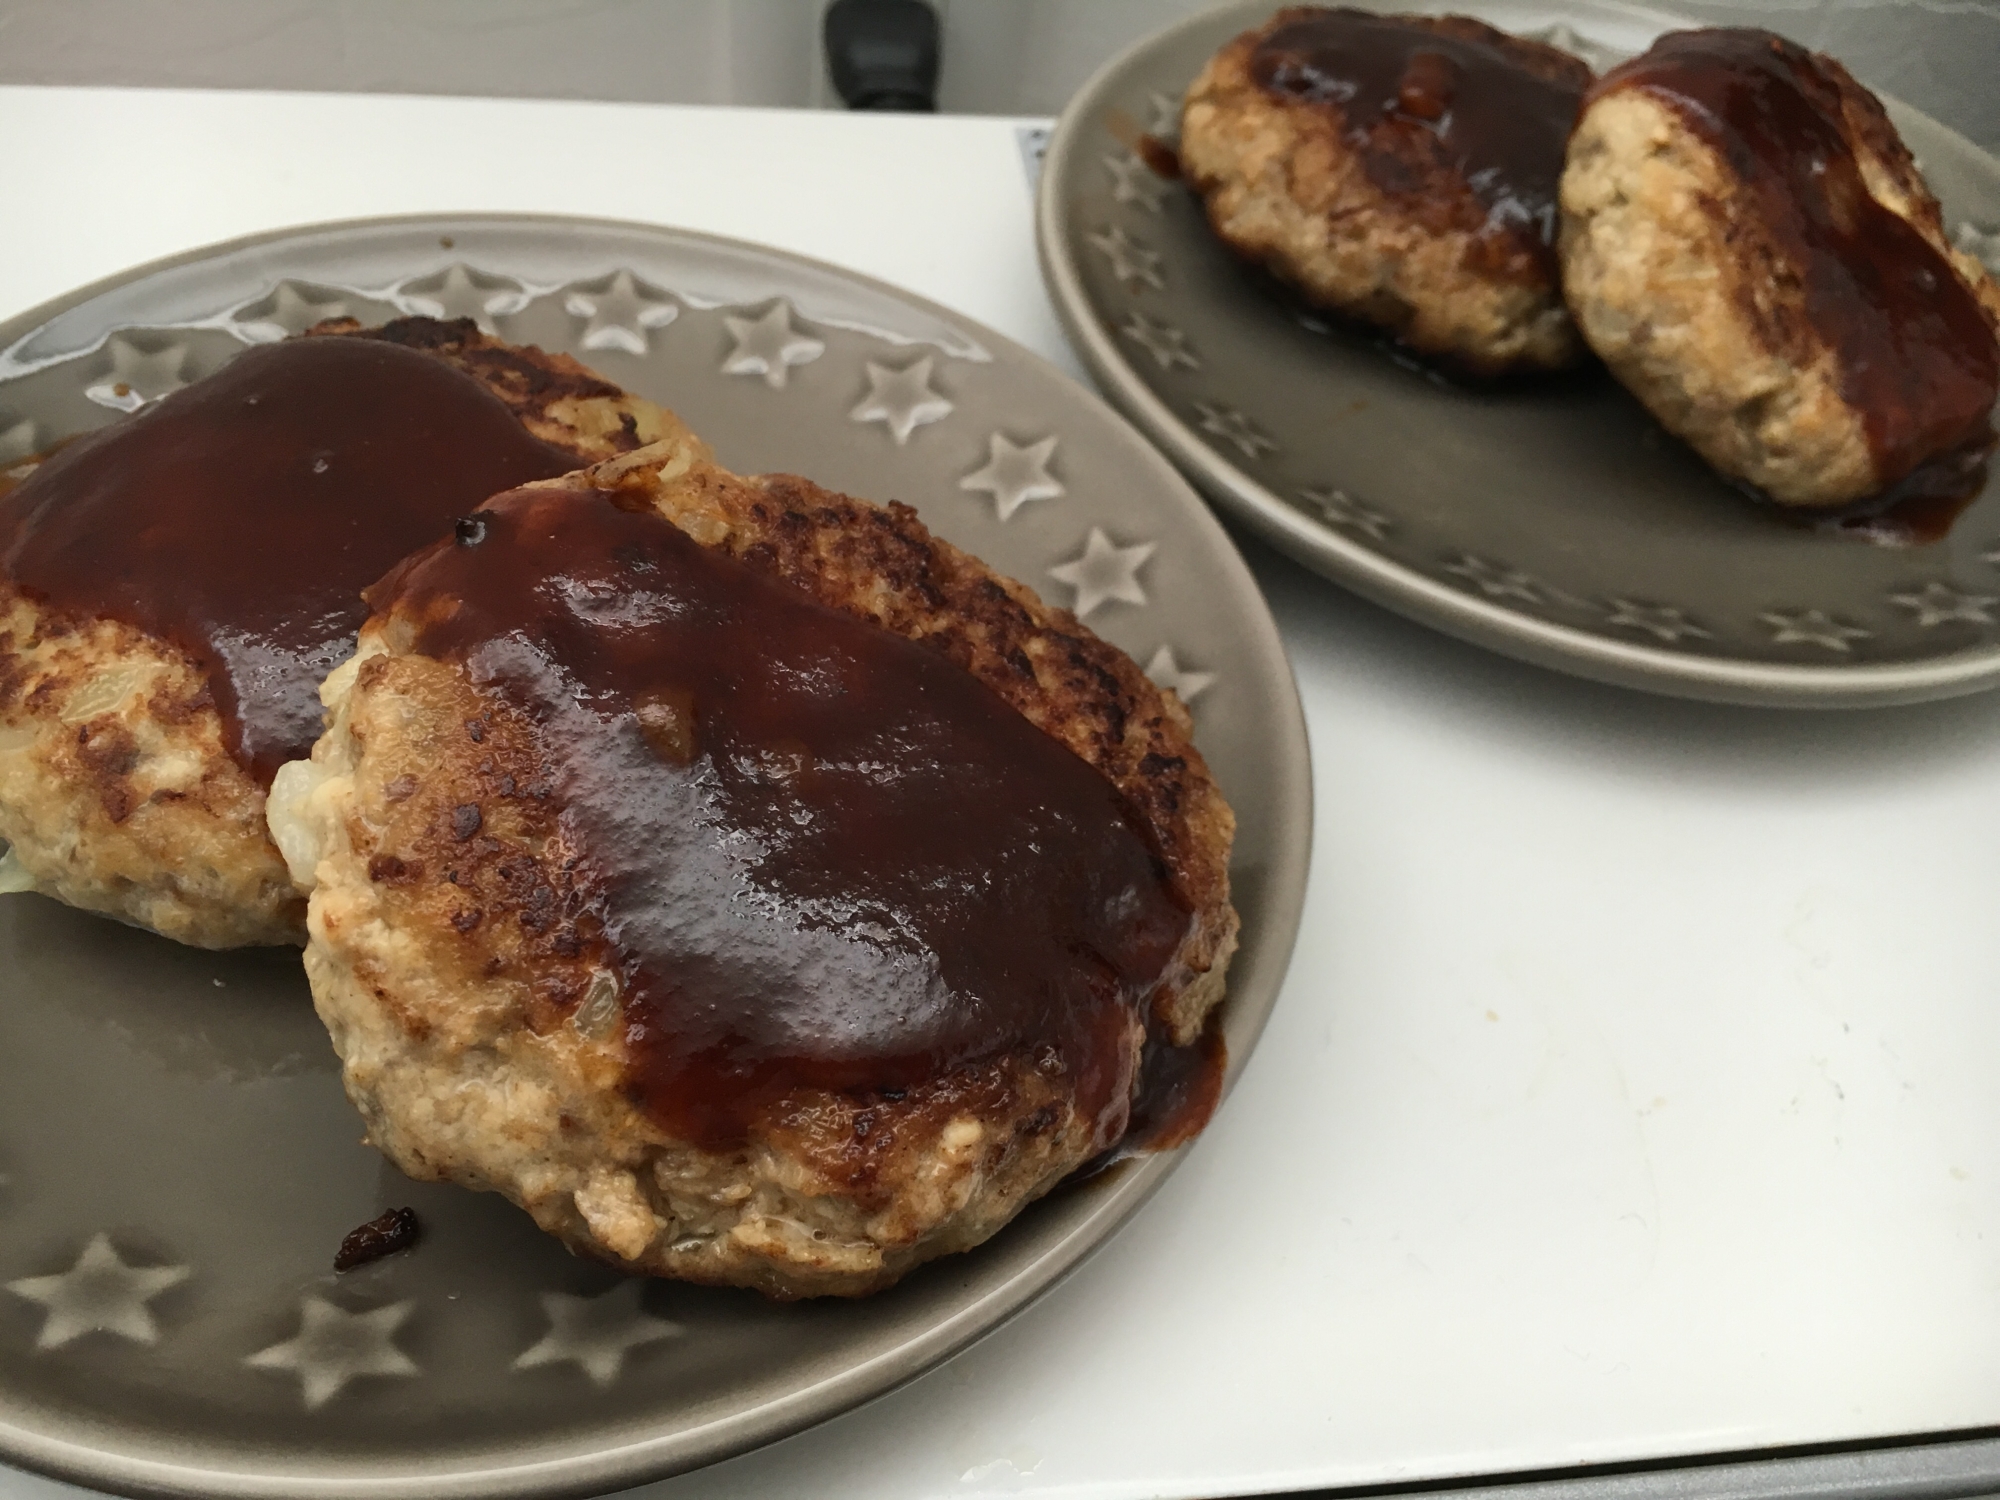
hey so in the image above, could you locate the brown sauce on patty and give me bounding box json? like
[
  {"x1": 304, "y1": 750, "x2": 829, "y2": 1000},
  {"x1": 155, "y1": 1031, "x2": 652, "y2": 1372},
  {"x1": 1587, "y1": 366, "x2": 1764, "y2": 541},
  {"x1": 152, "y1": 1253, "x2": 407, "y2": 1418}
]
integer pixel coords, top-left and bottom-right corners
[
  {"x1": 1818, "y1": 443, "x2": 1993, "y2": 545},
  {"x1": 0, "y1": 334, "x2": 578, "y2": 785},
  {"x1": 376, "y1": 484, "x2": 1202, "y2": 1153},
  {"x1": 1591, "y1": 29, "x2": 1999, "y2": 503},
  {"x1": 1250, "y1": 8, "x2": 1592, "y2": 278}
]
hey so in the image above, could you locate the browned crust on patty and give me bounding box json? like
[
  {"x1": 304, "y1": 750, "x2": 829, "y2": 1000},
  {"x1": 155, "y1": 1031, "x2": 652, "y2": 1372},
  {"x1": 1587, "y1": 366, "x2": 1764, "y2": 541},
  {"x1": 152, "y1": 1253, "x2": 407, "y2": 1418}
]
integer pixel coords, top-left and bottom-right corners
[
  {"x1": 1180, "y1": 8, "x2": 1592, "y2": 373},
  {"x1": 0, "y1": 597, "x2": 303, "y2": 946}
]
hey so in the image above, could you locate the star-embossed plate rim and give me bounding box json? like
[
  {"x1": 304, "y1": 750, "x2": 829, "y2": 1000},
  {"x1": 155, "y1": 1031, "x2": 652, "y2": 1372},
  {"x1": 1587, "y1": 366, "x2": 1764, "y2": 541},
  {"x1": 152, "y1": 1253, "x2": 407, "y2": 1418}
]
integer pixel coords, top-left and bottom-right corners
[
  {"x1": 0, "y1": 213, "x2": 1310, "y2": 1499},
  {"x1": 1036, "y1": 0, "x2": 2000, "y2": 708}
]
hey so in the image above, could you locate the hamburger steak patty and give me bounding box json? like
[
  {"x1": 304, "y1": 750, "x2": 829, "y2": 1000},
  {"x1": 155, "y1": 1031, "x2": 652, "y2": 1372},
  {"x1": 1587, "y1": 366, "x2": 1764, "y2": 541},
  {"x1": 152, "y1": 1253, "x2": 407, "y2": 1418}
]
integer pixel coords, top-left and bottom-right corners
[
  {"x1": 1559, "y1": 29, "x2": 2000, "y2": 508},
  {"x1": 1180, "y1": 6, "x2": 1595, "y2": 374},
  {"x1": 269, "y1": 437, "x2": 1239, "y2": 1298}
]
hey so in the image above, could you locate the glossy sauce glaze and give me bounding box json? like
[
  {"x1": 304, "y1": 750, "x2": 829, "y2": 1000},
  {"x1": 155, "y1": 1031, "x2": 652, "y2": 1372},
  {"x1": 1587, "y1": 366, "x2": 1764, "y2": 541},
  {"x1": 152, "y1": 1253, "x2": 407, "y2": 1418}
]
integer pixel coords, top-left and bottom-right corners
[
  {"x1": 379, "y1": 485, "x2": 1203, "y2": 1152},
  {"x1": 0, "y1": 335, "x2": 578, "y2": 784},
  {"x1": 1123, "y1": 1013, "x2": 1226, "y2": 1151},
  {"x1": 1818, "y1": 445, "x2": 1994, "y2": 545},
  {"x1": 1249, "y1": 8, "x2": 1592, "y2": 277},
  {"x1": 1591, "y1": 30, "x2": 1999, "y2": 506},
  {"x1": 1062, "y1": 1013, "x2": 1228, "y2": 1188}
]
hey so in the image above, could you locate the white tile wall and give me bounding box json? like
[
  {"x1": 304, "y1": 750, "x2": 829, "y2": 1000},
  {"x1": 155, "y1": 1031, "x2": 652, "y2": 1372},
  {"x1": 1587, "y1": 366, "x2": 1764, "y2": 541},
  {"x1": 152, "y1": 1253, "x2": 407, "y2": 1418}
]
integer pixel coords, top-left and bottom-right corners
[{"x1": 0, "y1": 1, "x2": 1991, "y2": 165}]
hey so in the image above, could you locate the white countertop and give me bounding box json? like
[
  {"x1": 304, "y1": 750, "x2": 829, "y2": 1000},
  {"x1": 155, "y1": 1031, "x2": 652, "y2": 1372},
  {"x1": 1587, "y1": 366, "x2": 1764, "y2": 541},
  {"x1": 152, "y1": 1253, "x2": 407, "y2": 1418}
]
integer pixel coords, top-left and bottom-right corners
[{"x1": 4, "y1": 84, "x2": 1999, "y2": 1500}]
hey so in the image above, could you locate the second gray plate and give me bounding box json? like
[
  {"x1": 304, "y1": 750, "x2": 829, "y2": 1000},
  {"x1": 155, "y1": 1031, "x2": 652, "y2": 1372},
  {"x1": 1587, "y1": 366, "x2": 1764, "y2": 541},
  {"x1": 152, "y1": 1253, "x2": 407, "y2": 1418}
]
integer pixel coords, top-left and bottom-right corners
[
  {"x1": 0, "y1": 215, "x2": 1308, "y2": 1500},
  {"x1": 1037, "y1": 0, "x2": 2000, "y2": 707}
]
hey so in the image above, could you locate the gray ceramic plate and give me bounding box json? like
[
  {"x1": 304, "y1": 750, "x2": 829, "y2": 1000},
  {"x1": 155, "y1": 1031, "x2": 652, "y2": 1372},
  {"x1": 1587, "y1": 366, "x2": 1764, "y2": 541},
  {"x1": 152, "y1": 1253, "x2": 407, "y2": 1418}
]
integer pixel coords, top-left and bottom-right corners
[
  {"x1": 0, "y1": 216, "x2": 1309, "y2": 1500},
  {"x1": 1037, "y1": 0, "x2": 2000, "y2": 707}
]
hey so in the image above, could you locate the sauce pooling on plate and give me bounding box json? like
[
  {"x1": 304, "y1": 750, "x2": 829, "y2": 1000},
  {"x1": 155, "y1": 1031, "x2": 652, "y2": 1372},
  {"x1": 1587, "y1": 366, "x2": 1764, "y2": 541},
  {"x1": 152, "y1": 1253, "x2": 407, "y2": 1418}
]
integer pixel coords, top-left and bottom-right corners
[
  {"x1": 376, "y1": 484, "x2": 1206, "y2": 1152},
  {"x1": 1590, "y1": 29, "x2": 1999, "y2": 506},
  {"x1": 1250, "y1": 8, "x2": 1592, "y2": 276},
  {"x1": 0, "y1": 335, "x2": 578, "y2": 785}
]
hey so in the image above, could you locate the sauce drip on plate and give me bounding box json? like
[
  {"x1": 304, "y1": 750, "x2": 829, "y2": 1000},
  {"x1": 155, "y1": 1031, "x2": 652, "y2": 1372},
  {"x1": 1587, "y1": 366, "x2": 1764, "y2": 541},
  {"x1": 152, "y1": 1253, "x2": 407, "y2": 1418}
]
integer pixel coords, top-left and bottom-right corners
[
  {"x1": 378, "y1": 485, "x2": 1203, "y2": 1151},
  {"x1": 0, "y1": 335, "x2": 577, "y2": 785},
  {"x1": 1250, "y1": 8, "x2": 1592, "y2": 277},
  {"x1": 1590, "y1": 29, "x2": 1999, "y2": 507},
  {"x1": 1136, "y1": 134, "x2": 1183, "y2": 180},
  {"x1": 1818, "y1": 444, "x2": 1993, "y2": 545}
]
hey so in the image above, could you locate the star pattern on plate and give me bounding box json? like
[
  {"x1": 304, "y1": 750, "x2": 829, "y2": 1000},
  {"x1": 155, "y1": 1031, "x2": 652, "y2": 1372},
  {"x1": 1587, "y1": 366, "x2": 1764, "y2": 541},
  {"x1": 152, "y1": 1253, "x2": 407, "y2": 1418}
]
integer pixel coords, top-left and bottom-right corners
[
  {"x1": 1119, "y1": 311, "x2": 1198, "y2": 371},
  {"x1": 1604, "y1": 598, "x2": 1711, "y2": 643},
  {"x1": 1146, "y1": 91, "x2": 1181, "y2": 138},
  {"x1": 850, "y1": 356, "x2": 952, "y2": 444},
  {"x1": 1956, "y1": 222, "x2": 2000, "y2": 274},
  {"x1": 1889, "y1": 580, "x2": 1997, "y2": 627},
  {"x1": 513, "y1": 1282, "x2": 682, "y2": 1388},
  {"x1": 721, "y1": 300, "x2": 825, "y2": 389},
  {"x1": 1760, "y1": 608, "x2": 1872, "y2": 652},
  {"x1": 1444, "y1": 553, "x2": 1541, "y2": 604},
  {"x1": 84, "y1": 337, "x2": 188, "y2": 411},
  {"x1": 246, "y1": 1297, "x2": 419, "y2": 1410},
  {"x1": 960, "y1": 433, "x2": 1063, "y2": 521},
  {"x1": 1145, "y1": 645, "x2": 1215, "y2": 705},
  {"x1": 1192, "y1": 401, "x2": 1275, "y2": 460},
  {"x1": 1299, "y1": 485, "x2": 1390, "y2": 541},
  {"x1": 397, "y1": 264, "x2": 526, "y2": 335},
  {"x1": 1103, "y1": 151, "x2": 1169, "y2": 212},
  {"x1": 1542, "y1": 585, "x2": 1597, "y2": 612},
  {"x1": 235, "y1": 281, "x2": 350, "y2": 341},
  {"x1": 0, "y1": 418, "x2": 34, "y2": 465},
  {"x1": 1049, "y1": 527, "x2": 1156, "y2": 618},
  {"x1": 1086, "y1": 225, "x2": 1165, "y2": 291},
  {"x1": 564, "y1": 269, "x2": 679, "y2": 355},
  {"x1": 7, "y1": 1234, "x2": 189, "y2": 1350}
]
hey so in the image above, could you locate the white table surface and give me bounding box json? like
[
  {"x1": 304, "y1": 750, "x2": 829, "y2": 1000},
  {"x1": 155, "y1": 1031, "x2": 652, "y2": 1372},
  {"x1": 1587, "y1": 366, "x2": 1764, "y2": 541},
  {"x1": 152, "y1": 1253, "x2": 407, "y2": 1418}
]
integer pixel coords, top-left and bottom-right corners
[{"x1": 4, "y1": 84, "x2": 2000, "y2": 1500}]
